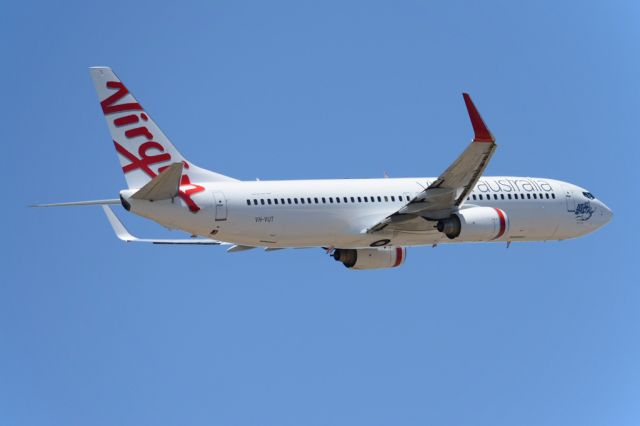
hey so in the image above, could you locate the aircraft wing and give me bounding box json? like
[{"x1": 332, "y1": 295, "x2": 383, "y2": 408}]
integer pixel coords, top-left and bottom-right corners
[
  {"x1": 368, "y1": 93, "x2": 496, "y2": 233},
  {"x1": 102, "y1": 205, "x2": 224, "y2": 245}
]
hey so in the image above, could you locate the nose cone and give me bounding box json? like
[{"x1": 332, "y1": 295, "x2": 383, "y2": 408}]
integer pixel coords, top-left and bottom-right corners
[{"x1": 595, "y1": 200, "x2": 613, "y2": 227}]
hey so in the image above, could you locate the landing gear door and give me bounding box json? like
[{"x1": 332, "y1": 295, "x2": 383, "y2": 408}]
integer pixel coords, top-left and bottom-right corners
[{"x1": 213, "y1": 192, "x2": 227, "y2": 221}]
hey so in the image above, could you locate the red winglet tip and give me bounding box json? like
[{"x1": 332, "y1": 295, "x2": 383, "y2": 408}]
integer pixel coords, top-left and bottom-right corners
[{"x1": 462, "y1": 93, "x2": 494, "y2": 143}]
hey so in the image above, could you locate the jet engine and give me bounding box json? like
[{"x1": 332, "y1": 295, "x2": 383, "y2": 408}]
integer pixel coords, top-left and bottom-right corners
[
  {"x1": 436, "y1": 207, "x2": 508, "y2": 241},
  {"x1": 332, "y1": 247, "x2": 406, "y2": 270}
]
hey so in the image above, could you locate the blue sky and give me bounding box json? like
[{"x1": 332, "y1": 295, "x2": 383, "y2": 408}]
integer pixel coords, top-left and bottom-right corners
[{"x1": 2, "y1": 1, "x2": 639, "y2": 425}]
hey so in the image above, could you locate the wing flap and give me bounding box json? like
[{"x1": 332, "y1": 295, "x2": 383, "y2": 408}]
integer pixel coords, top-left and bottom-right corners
[{"x1": 227, "y1": 245, "x2": 257, "y2": 253}]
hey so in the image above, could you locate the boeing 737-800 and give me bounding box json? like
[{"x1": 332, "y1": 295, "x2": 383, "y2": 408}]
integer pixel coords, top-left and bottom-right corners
[{"x1": 34, "y1": 67, "x2": 612, "y2": 269}]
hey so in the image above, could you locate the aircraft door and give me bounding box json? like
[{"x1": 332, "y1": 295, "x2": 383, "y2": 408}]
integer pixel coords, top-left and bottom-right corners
[
  {"x1": 213, "y1": 192, "x2": 227, "y2": 221},
  {"x1": 565, "y1": 190, "x2": 576, "y2": 213}
]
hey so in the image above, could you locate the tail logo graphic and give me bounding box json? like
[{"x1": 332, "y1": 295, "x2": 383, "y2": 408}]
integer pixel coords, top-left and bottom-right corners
[{"x1": 101, "y1": 81, "x2": 204, "y2": 212}]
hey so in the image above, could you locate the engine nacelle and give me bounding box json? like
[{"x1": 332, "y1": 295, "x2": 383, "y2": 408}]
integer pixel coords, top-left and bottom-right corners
[
  {"x1": 332, "y1": 247, "x2": 406, "y2": 270},
  {"x1": 437, "y1": 207, "x2": 508, "y2": 241}
]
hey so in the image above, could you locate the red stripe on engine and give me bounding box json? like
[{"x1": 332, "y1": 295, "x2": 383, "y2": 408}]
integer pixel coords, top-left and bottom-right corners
[
  {"x1": 493, "y1": 208, "x2": 506, "y2": 240},
  {"x1": 394, "y1": 247, "x2": 404, "y2": 267}
]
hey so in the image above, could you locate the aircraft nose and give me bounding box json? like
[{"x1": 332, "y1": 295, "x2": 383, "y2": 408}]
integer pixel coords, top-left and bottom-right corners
[{"x1": 597, "y1": 200, "x2": 613, "y2": 225}]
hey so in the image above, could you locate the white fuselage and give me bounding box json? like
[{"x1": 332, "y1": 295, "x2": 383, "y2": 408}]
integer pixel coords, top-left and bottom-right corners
[{"x1": 122, "y1": 176, "x2": 612, "y2": 249}]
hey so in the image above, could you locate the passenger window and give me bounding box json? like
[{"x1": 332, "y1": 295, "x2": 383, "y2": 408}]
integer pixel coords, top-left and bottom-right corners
[
  {"x1": 246, "y1": 200, "x2": 251, "y2": 205},
  {"x1": 391, "y1": 196, "x2": 395, "y2": 202},
  {"x1": 377, "y1": 196, "x2": 382, "y2": 202},
  {"x1": 545, "y1": 193, "x2": 549, "y2": 199},
  {"x1": 533, "y1": 194, "x2": 537, "y2": 199},
  {"x1": 336, "y1": 197, "x2": 341, "y2": 203},
  {"x1": 364, "y1": 197, "x2": 368, "y2": 202},
  {"x1": 260, "y1": 199, "x2": 265, "y2": 205},
  {"x1": 300, "y1": 198, "x2": 305, "y2": 204},
  {"x1": 500, "y1": 194, "x2": 504, "y2": 200},
  {"x1": 406, "y1": 195, "x2": 411, "y2": 201},
  {"x1": 343, "y1": 197, "x2": 348, "y2": 203},
  {"x1": 314, "y1": 197, "x2": 319, "y2": 204},
  {"x1": 384, "y1": 196, "x2": 388, "y2": 202},
  {"x1": 294, "y1": 198, "x2": 298, "y2": 204},
  {"x1": 253, "y1": 199, "x2": 258, "y2": 205},
  {"x1": 357, "y1": 197, "x2": 362, "y2": 202},
  {"x1": 472, "y1": 194, "x2": 477, "y2": 200},
  {"x1": 508, "y1": 194, "x2": 512, "y2": 200},
  {"x1": 351, "y1": 197, "x2": 355, "y2": 203},
  {"x1": 552, "y1": 193, "x2": 556, "y2": 199},
  {"x1": 274, "y1": 199, "x2": 278, "y2": 205},
  {"x1": 527, "y1": 194, "x2": 531, "y2": 199},
  {"x1": 479, "y1": 195, "x2": 483, "y2": 200},
  {"x1": 287, "y1": 198, "x2": 292, "y2": 204},
  {"x1": 493, "y1": 194, "x2": 498, "y2": 200},
  {"x1": 322, "y1": 197, "x2": 326, "y2": 203},
  {"x1": 329, "y1": 197, "x2": 333, "y2": 203}
]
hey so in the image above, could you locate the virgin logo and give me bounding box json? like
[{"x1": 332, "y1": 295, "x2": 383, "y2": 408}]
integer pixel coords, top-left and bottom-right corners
[{"x1": 101, "y1": 81, "x2": 204, "y2": 212}]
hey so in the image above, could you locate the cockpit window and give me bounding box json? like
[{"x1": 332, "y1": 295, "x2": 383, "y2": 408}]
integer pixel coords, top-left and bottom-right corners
[{"x1": 582, "y1": 191, "x2": 595, "y2": 200}]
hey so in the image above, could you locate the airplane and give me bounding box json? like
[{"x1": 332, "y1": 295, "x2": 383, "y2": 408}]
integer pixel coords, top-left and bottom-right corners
[{"x1": 33, "y1": 67, "x2": 613, "y2": 269}]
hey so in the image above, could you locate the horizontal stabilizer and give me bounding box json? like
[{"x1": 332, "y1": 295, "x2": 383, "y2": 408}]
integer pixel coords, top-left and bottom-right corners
[
  {"x1": 31, "y1": 199, "x2": 120, "y2": 208},
  {"x1": 102, "y1": 206, "x2": 222, "y2": 245},
  {"x1": 131, "y1": 162, "x2": 183, "y2": 201}
]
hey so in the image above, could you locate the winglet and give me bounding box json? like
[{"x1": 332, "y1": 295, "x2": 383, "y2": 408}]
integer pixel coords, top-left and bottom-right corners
[
  {"x1": 102, "y1": 205, "x2": 137, "y2": 242},
  {"x1": 463, "y1": 93, "x2": 494, "y2": 143}
]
